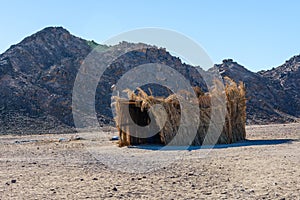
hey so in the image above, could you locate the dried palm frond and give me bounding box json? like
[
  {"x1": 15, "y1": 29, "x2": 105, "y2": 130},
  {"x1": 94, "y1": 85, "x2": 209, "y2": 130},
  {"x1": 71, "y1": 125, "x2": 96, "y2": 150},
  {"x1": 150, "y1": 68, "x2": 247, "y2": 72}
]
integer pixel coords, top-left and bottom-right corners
[{"x1": 113, "y1": 78, "x2": 247, "y2": 146}]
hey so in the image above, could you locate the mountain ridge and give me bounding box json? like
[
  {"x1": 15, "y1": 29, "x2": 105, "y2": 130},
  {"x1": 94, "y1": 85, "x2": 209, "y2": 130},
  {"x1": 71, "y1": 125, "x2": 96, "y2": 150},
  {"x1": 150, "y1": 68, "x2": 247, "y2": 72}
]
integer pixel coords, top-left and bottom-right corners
[{"x1": 0, "y1": 27, "x2": 299, "y2": 134}]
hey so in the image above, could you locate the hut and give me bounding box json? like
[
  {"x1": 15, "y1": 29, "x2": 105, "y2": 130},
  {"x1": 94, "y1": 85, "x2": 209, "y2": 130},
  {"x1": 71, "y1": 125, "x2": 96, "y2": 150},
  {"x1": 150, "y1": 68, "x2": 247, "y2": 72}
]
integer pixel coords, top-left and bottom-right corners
[{"x1": 113, "y1": 77, "x2": 246, "y2": 147}]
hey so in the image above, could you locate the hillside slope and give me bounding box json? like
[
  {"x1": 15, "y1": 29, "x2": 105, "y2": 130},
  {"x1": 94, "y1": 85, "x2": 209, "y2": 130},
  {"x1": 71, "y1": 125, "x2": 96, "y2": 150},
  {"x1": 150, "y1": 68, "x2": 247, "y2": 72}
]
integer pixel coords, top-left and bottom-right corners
[{"x1": 0, "y1": 27, "x2": 298, "y2": 134}]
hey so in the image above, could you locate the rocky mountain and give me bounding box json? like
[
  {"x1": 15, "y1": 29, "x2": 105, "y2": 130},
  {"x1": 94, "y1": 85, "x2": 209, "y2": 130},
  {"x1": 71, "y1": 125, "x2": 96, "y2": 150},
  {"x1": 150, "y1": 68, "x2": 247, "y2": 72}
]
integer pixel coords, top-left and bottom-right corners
[
  {"x1": 0, "y1": 27, "x2": 299, "y2": 134},
  {"x1": 214, "y1": 59, "x2": 299, "y2": 124},
  {"x1": 0, "y1": 27, "x2": 205, "y2": 134},
  {"x1": 0, "y1": 27, "x2": 104, "y2": 133},
  {"x1": 259, "y1": 55, "x2": 300, "y2": 118}
]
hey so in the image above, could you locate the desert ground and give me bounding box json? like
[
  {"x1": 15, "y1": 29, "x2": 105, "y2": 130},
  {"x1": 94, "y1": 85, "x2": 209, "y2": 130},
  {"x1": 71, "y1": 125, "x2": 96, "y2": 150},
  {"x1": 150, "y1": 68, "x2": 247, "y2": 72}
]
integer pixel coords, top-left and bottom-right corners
[{"x1": 0, "y1": 123, "x2": 299, "y2": 199}]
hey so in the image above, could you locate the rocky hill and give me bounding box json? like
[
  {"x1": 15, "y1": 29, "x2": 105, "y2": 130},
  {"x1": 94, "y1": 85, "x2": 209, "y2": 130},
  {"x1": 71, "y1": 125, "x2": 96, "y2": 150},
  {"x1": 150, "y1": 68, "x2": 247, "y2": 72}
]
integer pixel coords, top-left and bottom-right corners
[
  {"x1": 214, "y1": 59, "x2": 299, "y2": 124},
  {"x1": 259, "y1": 55, "x2": 300, "y2": 118},
  {"x1": 0, "y1": 27, "x2": 299, "y2": 134}
]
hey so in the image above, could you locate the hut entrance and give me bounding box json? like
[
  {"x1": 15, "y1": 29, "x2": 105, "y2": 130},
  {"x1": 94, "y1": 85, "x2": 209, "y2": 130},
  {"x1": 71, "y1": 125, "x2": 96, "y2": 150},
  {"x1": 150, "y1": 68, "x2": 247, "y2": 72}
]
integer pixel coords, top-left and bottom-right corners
[
  {"x1": 128, "y1": 100, "x2": 162, "y2": 144},
  {"x1": 123, "y1": 100, "x2": 163, "y2": 145}
]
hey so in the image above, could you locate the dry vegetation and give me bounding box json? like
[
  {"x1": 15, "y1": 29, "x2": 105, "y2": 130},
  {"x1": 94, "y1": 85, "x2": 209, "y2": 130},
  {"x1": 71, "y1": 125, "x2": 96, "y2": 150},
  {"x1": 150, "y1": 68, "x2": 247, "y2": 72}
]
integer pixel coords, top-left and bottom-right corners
[{"x1": 114, "y1": 78, "x2": 247, "y2": 146}]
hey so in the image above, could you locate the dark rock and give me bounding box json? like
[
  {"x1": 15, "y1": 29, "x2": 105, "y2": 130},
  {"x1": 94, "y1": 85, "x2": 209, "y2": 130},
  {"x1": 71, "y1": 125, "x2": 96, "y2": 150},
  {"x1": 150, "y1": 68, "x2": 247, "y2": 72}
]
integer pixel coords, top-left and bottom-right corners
[
  {"x1": 112, "y1": 186, "x2": 118, "y2": 191},
  {"x1": 188, "y1": 172, "x2": 194, "y2": 176},
  {"x1": 0, "y1": 27, "x2": 92, "y2": 134},
  {"x1": 11, "y1": 179, "x2": 16, "y2": 183},
  {"x1": 0, "y1": 26, "x2": 299, "y2": 135},
  {"x1": 214, "y1": 57, "x2": 300, "y2": 124},
  {"x1": 0, "y1": 27, "x2": 205, "y2": 134},
  {"x1": 259, "y1": 55, "x2": 300, "y2": 118}
]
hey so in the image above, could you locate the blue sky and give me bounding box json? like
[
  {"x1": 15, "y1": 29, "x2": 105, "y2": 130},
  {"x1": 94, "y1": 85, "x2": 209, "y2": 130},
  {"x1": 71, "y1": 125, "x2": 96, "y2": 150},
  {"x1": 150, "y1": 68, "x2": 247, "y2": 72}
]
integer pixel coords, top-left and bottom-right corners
[{"x1": 1, "y1": 0, "x2": 299, "y2": 71}]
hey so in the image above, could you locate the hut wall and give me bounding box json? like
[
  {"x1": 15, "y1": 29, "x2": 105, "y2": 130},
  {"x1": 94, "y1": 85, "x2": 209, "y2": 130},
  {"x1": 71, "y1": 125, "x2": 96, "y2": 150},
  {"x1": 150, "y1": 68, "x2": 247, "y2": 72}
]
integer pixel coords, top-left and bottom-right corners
[{"x1": 115, "y1": 79, "x2": 246, "y2": 146}]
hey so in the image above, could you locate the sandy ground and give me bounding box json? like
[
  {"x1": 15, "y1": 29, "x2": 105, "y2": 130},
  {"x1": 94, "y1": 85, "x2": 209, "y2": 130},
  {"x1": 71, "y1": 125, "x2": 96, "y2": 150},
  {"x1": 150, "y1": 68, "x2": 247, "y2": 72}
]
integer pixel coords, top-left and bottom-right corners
[{"x1": 0, "y1": 123, "x2": 299, "y2": 199}]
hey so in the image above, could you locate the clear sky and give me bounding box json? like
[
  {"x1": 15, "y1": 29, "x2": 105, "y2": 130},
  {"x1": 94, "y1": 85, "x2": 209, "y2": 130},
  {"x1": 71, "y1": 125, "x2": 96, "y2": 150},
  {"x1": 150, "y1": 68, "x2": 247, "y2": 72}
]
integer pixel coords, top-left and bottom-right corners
[{"x1": 1, "y1": 0, "x2": 299, "y2": 72}]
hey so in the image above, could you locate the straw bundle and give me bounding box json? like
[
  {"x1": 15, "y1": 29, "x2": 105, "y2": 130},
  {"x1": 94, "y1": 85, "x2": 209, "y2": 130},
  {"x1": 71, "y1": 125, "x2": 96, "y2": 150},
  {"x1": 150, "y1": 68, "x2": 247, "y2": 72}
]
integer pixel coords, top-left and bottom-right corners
[{"x1": 113, "y1": 77, "x2": 246, "y2": 146}]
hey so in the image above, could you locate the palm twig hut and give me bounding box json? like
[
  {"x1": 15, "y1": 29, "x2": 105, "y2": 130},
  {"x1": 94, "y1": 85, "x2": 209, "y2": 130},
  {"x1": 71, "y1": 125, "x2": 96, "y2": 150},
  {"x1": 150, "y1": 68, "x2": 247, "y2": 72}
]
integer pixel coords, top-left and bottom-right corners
[{"x1": 113, "y1": 77, "x2": 246, "y2": 147}]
